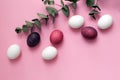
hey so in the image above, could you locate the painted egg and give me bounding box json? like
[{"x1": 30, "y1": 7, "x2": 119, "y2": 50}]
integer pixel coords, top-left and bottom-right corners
[
  {"x1": 42, "y1": 46, "x2": 58, "y2": 60},
  {"x1": 68, "y1": 15, "x2": 84, "y2": 29},
  {"x1": 27, "y1": 32, "x2": 40, "y2": 47},
  {"x1": 81, "y1": 26, "x2": 98, "y2": 39},
  {"x1": 98, "y1": 14, "x2": 113, "y2": 29},
  {"x1": 7, "y1": 44, "x2": 21, "y2": 59},
  {"x1": 50, "y1": 30, "x2": 63, "y2": 44}
]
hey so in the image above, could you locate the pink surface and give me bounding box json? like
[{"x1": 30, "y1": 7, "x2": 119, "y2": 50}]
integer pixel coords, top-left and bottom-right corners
[{"x1": 1, "y1": 0, "x2": 120, "y2": 80}]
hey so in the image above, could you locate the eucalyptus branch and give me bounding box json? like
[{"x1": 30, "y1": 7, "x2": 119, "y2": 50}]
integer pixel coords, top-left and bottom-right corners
[
  {"x1": 15, "y1": 0, "x2": 101, "y2": 34},
  {"x1": 15, "y1": 0, "x2": 78, "y2": 33},
  {"x1": 86, "y1": 0, "x2": 101, "y2": 19}
]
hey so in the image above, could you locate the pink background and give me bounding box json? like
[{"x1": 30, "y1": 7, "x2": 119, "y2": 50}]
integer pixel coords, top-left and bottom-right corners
[{"x1": 1, "y1": 0, "x2": 120, "y2": 80}]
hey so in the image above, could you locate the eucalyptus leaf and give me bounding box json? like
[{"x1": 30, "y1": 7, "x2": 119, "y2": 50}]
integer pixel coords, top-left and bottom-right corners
[
  {"x1": 37, "y1": 13, "x2": 48, "y2": 19},
  {"x1": 89, "y1": 9, "x2": 99, "y2": 19},
  {"x1": 32, "y1": 19, "x2": 41, "y2": 29},
  {"x1": 22, "y1": 25, "x2": 28, "y2": 32},
  {"x1": 65, "y1": 0, "x2": 78, "y2": 3},
  {"x1": 73, "y1": 0, "x2": 78, "y2": 3},
  {"x1": 86, "y1": 0, "x2": 95, "y2": 7},
  {"x1": 71, "y1": 2, "x2": 77, "y2": 9},
  {"x1": 37, "y1": 13, "x2": 49, "y2": 24},
  {"x1": 89, "y1": 9, "x2": 99, "y2": 14},
  {"x1": 46, "y1": 6, "x2": 58, "y2": 17},
  {"x1": 61, "y1": 0, "x2": 64, "y2": 6},
  {"x1": 48, "y1": 1, "x2": 54, "y2": 5},
  {"x1": 92, "y1": 4, "x2": 101, "y2": 11},
  {"x1": 25, "y1": 21, "x2": 33, "y2": 27},
  {"x1": 62, "y1": 5, "x2": 70, "y2": 17},
  {"x1": 43, "y1": 0, "x2": 54, "y2": 5},
  {"x1": 15, "y1": 27, "x2": 22, "y2": 33}
]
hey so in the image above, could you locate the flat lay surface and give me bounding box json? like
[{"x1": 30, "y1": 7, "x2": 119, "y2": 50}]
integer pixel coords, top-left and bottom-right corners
[{"x1": 0, "y1": 0, "x2": 120, "y2": 80}]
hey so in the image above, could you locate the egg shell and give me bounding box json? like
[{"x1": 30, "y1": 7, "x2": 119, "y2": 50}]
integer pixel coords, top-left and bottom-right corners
[
  {"x1": 98, "y1": 14, "x2": 113, "y2": 29},
  {"x1": 42, "y1": 46, "x2": 57, "y2": 60},
  {"x1": 27, "y1": 32, "x2": 40, "y2": 47},
  {"x1": 50, "y1": 30, "x2": 63, "y2": 44},
  {"x1": 81, "y1": 27, "x2": 98, "y2": 39},
  {"x1": 68, "y1": 15, "x2": 84, "y2": 29},
  {"x1": 7, "y1": 44, "x2": 21, "y2": 59}
]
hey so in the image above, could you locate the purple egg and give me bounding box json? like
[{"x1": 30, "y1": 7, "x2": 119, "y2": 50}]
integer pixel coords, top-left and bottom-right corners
[
  {"x1": 81, "y1": 26, "x2": 98, "y2": 39},
  {"x1": 27, "y1": 32, "x2": 40, "y2": 47}
]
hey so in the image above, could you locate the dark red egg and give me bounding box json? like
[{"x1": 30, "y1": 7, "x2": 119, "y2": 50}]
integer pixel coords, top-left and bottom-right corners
[
  {"x1": 50, "y1": 30, "x2": 63, "y2": 44},
  {"x1": 81, "y1": 26, "x2": 97, "y2": 39}
]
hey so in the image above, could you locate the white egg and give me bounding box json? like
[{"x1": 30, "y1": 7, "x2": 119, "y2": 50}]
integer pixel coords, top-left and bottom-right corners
[
  {"x1": 42, "y1": 46, "x2": 57, "y2": 60},
  {"x1": 7, "y1": 44, "x2": 21, "y2": 59},
  {"x1": 68, "y1": 15, "x2": 84, "y2": 29},
  {"x1": 98, "y1": 14, "x2": 113, "y2": 29}
]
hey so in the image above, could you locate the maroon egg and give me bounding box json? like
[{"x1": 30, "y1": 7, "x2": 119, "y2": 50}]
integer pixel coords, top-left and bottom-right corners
[
  {"x1": 81, "y1": 26, "x2": 97, "y2": 39},
  {"x1": 50, "y1": 30, "x2": 63, "y2": 44}
]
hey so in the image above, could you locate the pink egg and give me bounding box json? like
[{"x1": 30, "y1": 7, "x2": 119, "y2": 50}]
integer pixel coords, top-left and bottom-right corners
[{"x1": 50, "y1": 30, "x2": 63, "y2": 44}]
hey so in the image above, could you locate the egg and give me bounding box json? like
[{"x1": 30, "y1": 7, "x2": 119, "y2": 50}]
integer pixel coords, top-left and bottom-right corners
[
  {"x1": 42, "y1": 46, "x2": 58, "y2": 60},
  {"x1": 98, "y1": 14, "x2": 113, "y2": 29},
  {"x1": 27, "y1": 32, "x2": 40, "y2": 47},
  {"x1": 50, "y1": 30, "x2": 63, "y2": 44},
  {"x1": 7, "y1": 44, "x2": 21, "y2": 59},
  {"x1": 68, "y1": 15, "x2": 84, "y2": 29},
  {"x1": 81, "y1": 26, "x2": 98, "y2": 39}
]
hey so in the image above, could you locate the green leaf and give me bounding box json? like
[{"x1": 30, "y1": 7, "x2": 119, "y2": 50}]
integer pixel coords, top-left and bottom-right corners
[
  {"x1": 65, "y1": 0, "x2": 78, "y2": 3},
  {"x1": 37, "y1": 13, "x2": 48, "y2": 19},
  {"x1": 37, "y1": 13, "x2": 49, "y2": 24},
  {"x1": 62, "y1": 5, "x2": 70, "y2": 17},
  {"x1": 46, "y1": 6, "x2": 58, "y2": 17},
  {"x1": 89, "y1": 9, "x2": 99, "y2": 15},
  {"x1": 65, "y1": 0, "x2": 79, "y2": 3},
  {"x1": 22, "y1": 25, "x2": 28, "y2": 32},
  {"x1": 92, "y1": 4, "x2": 101, "y2": 11},
  {"x1": 43, "y1": 0, "x2": 54, "y2": 5},
  {"x1": 15, "y1": 27, "x2": 22, "y2": 33},
  {"x1": 48, "y1": 1, "x2": 54, "y2": 5},
  {"x1": 71, "y1": 2, "x2": 77, "y2": 9},
  {"x1": 86, "y1": 0, "x2": 95, "y2": 7},
  {"x1": 25, "y1": 21, "x2": 33, "y2": 27},
  {"x1": 89, "y1": 9, "x2": 99, "y2": 19},
  {"x1": 61, "y1": 0, "x2": 64, "y2": 6},
  {"x1": 32, "y1": 19, "x2": 41, "y2": 29},
  {"x1": 89, "y1": 14, "x2": 96, "y2": 19},
  {"x1": 73, "y1": 0, "x2": 78, "y2": 3}
]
